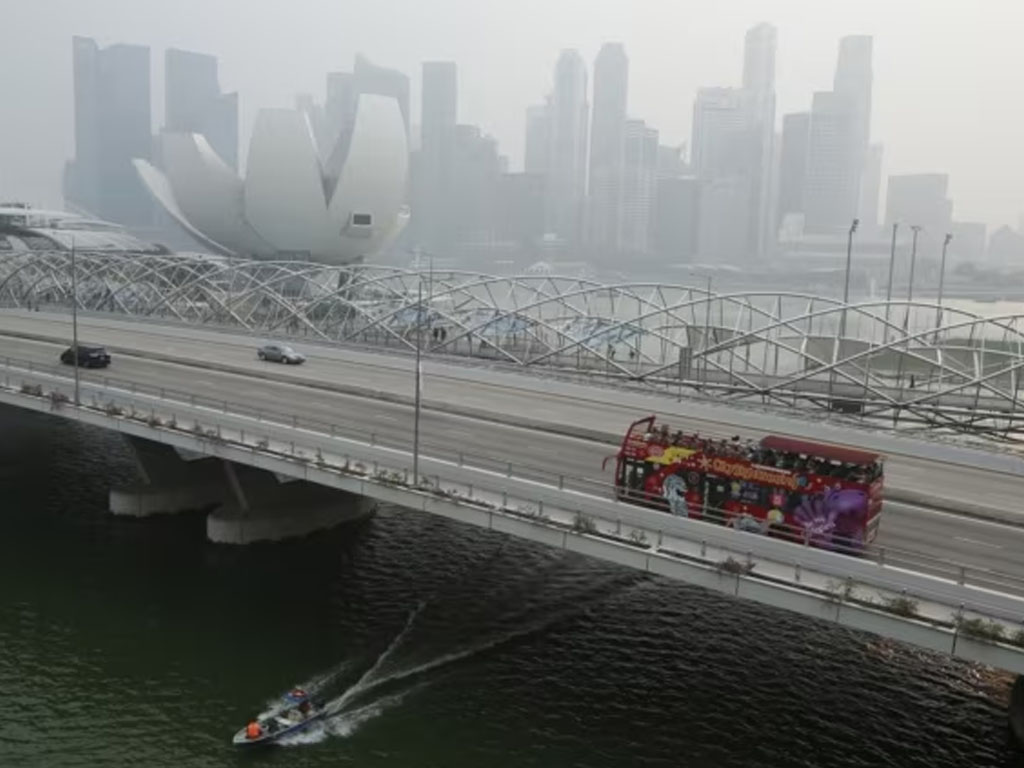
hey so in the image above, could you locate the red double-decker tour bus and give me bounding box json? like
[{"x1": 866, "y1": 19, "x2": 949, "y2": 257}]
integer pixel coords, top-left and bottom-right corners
[{"x1": 608, "y1": 416, "x2": 884, "y2": 553}]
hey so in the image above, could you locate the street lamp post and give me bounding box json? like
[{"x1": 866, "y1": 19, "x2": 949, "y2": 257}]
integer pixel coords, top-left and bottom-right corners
[
  {"x1": 700, "y1": 274, "x2": 712, "y2": 387},
  {"x1": 935, "y1": 233, "x2": 953, "y2": 331},
  {"x1": 904, "y1": 225, "x2": 922, "y2": 328},
  {"x1": 412, "y1": 275, "x2": 423, "y2": 484},
  {"x1": 840, "y1": 218, "x2": 859, "y2": 340},
  {"x1": 883, "y1": 223, "x2": 899, "y2": 343},
  {"x1": 70, "y1": 239, "x2": 80, "y2": 406}
]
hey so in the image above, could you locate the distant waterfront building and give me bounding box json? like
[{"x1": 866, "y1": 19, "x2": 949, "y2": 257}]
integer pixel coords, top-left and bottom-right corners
[
  {"x1": 620, "y1": 119, "x2": 658, "y2": 254},
  {"x1": 164, "y1": 48, "x2": 238, "y2": 170},
  {"x1": 449, "y1": 124, "x2": 502, "y2": 247},
  {"x1": 587, "y1": 43, "x2": 628, "y2": 253},
  {"x1": 950, "y1": 221, "x2": 987, "y2": 261},
  {"x1": 544, "y1": 50, "x2": 589, "y2": 244},
  {"x1": 803, "y1": 36, "x2": 873, "y2": 235},
  {"x1": 989, "y1": 226, "x2": 1024, "y2": 262},
  {"x1": 64, "y1": 36, "x2": 153, "y2": 227},
  {"x1": 885, "y1": 173, "x2": 953, "y2": 254},
  {"x1": 651, "y1": 176, "x2": 699, "y2": 262},
  {"x1": 496, "y1": 173, "x2": 546, "y2": 246}
]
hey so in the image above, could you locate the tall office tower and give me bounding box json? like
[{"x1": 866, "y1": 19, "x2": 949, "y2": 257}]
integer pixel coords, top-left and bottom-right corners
[
  {"x1": 544, "y1": 50, "x2": 589, "y2": 243},
  {"x1": 803, "y1": 36, "x2": 873, "y2": 234},
  {"x1": 742, "y1": 23, "x2": 777, "y2": 257},
  {"x1": 620, "y1": 119, "x2": 658, "y2": 254},
  {"x1": 691, "y1": 87, "x2": 755, "y2": 261},
  {"x1": 524, "y1": 104, "x2": 550, "y2": 175},
  {"x1": 64, "y1": 36, "x2": 152, "y2": 227},
  {"x1": 165, "y1": 48, "x2": 238, "y2": 169},
  {"x1": 858, "y1": 143, "x2": 883, "y2": 233},
  {"x1": 416, "y1": 61, "x2": 458, "y2": 251},
  {"x1": 587, "y1": 43, "x2": 628, "y2": 252},
  {"x1": 776, "y1": 112, "x2": 810, "y2": 231}
]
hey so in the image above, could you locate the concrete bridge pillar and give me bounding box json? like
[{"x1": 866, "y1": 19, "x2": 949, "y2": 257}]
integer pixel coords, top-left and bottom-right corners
[
  {"x1": 1011, "y1": 675, "x2": 1024, "y2": 749},
  {"x1": 109, "y1": 436, "x2": 227, "y2": 516},
  {"x1": 207, "y1": 462, "x2": 376, "y2": 544}
]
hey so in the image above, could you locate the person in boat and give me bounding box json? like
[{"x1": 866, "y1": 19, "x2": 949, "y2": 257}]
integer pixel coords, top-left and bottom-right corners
[
  {"x1": 246, "y1": 721, "x2": 263, "y2": 740},
  {"x1": 299, "y1": 700, "x2": 312, "y2": 716}
]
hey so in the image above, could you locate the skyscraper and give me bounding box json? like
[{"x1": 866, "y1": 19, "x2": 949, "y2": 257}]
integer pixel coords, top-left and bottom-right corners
[
  {"x1": 691, "y1": 87, "x2": 755, "y2": 261},
  {"x1": 165, "y1": 48, "x2": 238, "y2": 169},
  {"x1": 64, "y1": 36, "x2": 152, "y2": 227},
  {"x1": 858, "y1": 143, "x2": 883, "y2": 232},
  {"x1": 743, "y1": 23, "x2": 777, "y2": 256},
  {"x1": 524, "y1": 104, "x2": 550, "y2": 176},
  {"x1": 544, "y1": 50, "x2": 589, "y2": 244},
  {"x1": 416, "y1": 61, "x2": 457, "y2": 251},
  {"x1": 803, "y1": 36, "x2": 873, "y2": 235},
  {"x1": 620, "y1": 119, "x2": 658, "y2": 254},
  {"x1": 587, "y1": 43, "x2": 628, "y2": 252},
  {"x1": 776, "y1": 112, "x2": 810, "y2": 231},
  {"x1": 690, "y1": 23, "x2": 776, "y2": 262}
]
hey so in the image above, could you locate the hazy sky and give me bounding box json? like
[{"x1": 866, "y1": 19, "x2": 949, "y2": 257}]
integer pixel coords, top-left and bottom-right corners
[{"x1": 1, "y1": 0, "x2": 1022, "y2": 230}]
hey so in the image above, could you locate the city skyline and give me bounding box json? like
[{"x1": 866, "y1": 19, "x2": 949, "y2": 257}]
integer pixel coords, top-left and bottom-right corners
[{"x1": 1, "y1": 0, "x2": 1022, "y2": 232}]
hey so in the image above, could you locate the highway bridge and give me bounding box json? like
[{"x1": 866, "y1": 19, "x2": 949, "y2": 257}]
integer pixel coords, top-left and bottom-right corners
[{"x1": 2, "y1": 309, "x2": 1024, "y2": 681}]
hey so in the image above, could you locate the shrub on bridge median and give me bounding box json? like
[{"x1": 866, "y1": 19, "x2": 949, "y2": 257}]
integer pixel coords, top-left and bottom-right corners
[
  {"x1": 572, "y1": 512, "x2": 597, "y2": 534},
  {"x1": 1011, "y1": 629, "x2": 1024, "y2": 649},
  {"x1": 20, "y1": 383, "x2": 43, "y2": 397},
  {"x1": 48, "y1": 391, "x2": 69, "y2": 410},
  {"x1": 880, "y1": 594, "x2": 919, "y2": 618},
  {"x1": 717, "y1": 556, "x2": 755, "y2": 576},
  {"x1": 958, "y1": 617, "x2": 1005, "y2": 642}
]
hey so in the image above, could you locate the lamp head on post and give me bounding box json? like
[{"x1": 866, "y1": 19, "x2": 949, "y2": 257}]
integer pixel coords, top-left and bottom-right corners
[{"x1": 850, "y1": 218, "x2": 860, "y2": 236}]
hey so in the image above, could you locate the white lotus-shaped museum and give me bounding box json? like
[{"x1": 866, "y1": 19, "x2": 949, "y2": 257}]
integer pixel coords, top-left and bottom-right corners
[{"x1": 134, "y1": 94, "x2": 408, "y2": 265}]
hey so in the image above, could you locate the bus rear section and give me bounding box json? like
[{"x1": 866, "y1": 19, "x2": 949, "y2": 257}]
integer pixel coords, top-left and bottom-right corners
[{"x1": 610, "y1": 417, "x2": 885, "y2": 554}]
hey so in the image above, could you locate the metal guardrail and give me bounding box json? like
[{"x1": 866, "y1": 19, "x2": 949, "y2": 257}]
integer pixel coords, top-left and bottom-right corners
[{"x1": 4, "y1": 351, "x2": 1024, "y2": 607}]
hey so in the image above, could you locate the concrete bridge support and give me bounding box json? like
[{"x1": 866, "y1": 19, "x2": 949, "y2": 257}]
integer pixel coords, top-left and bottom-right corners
[
  {"x1": 110, "y1": 436, "x2": 228, "y2": 516},
  {"x1": 207, "y1": 462, "x2": 376, "y2": 544},
  {"x1": 1012, "y1": 676, "x2": 1024, "y2": 749}
]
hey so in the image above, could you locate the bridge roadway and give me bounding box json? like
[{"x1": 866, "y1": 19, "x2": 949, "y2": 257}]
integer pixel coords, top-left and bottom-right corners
[{"x1": 1, "y1": 311, "x2": 1023, "y2": 582}]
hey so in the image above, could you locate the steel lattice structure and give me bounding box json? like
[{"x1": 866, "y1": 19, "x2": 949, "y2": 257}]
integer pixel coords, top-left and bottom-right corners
[{"x1": 5, "y1": 249, "x2": 1024, "y2": 440}]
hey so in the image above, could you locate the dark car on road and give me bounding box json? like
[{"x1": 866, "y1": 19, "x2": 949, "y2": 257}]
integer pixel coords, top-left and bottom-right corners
[
  {"x1": 256, "y1": 343, "x2": 305, "y2": 365},
  {"x1": 60, "y1": 344, "x2": 111, "y2": 368}
]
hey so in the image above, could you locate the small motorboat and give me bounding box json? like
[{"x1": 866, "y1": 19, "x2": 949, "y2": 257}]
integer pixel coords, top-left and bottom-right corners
[{"x1": 232, "y1": 688, "x2": 326, "y2": 746}]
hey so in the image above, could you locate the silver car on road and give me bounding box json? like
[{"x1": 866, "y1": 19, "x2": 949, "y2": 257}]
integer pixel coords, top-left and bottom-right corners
[{"x1": 256, "y1": 343, "x2": 306, "y2": 365}]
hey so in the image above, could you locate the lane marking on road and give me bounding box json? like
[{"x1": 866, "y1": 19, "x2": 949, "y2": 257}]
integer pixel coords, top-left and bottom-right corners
[
  {"x1": 886, "y1": 500, "x2": 1024, "y2": 532},
  {"x1": 953, "y1": 536, "x2": 1004, "y2": 550}
]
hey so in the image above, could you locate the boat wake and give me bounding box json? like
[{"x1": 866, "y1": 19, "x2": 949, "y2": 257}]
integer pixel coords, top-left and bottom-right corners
[{"x1": 263, "y1": 570, "x2": 643, "y2": 746}]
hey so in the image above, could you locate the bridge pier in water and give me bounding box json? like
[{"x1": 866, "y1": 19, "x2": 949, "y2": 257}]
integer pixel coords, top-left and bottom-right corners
[
  {"x1": 208, "y1": 461, "x2": 376, "y2": 544},
  {"x1": 1012, "y1": 676, "x2": 1024, "y2": 749},
  {"x1": 110, "y1": 437, "x2": 227, "y2": 517}
]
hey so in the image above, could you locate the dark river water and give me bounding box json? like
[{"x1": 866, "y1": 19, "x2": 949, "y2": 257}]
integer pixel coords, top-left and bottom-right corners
[{"x1": 0, "y1": 405, "x2": 1021, "y2": 767}]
